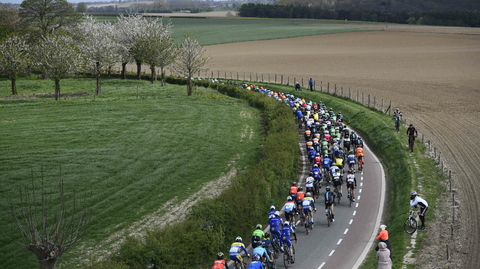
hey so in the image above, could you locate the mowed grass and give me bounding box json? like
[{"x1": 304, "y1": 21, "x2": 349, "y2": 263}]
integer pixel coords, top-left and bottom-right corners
[
  {"x1": 96, "y1": 16, "x2": 378, "y2": 45},
  {"x1": 0, "y1": 78, "x2": 262, "y2": 268}
]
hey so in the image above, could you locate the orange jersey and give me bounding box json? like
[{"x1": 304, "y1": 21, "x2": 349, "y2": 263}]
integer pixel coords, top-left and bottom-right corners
[
  {"x1": 289, "y1": 186, "x2": 298, "y2": 194},
  {"x1": 296, "y1": 191, "x2": 305, "y2": 201},
  {"x1": 355, "y1": 148, "x2": 364, "y2": 157},
  {"x1": 375, "y1": 229, "x2": 389, "y2": 241}
]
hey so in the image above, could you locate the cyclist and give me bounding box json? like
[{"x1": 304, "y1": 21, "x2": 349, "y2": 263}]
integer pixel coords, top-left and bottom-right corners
[
  {"x1": 314, "y1": 153, "x2": 322, "y2": 167},
  {"x1": 347, "y1": 151, "x2": 356, "y2": 172},
  {"x1": 305, "y1": 173, "x2": 315, "y2": 195},
  {"x1": 410, "y1": 191, "x2": 429, "y2": 230},
  {"x1": 350, "y1": 130, "x2": 358, "y2": 148},
  {"x1": 394, "y1": 108, "x2": 402, "y2": 119},
  {"x1": 406, "y1": 124, "x2": 418, "y2": 152},
  {"x1": 283, "y1": 196, "x2": 296, "y2": 229},
  {"x1": 268, "y1": 205, "x2": 276, "y2": 217},
  {"x1": 289, "y1": 182, "x2": 298, "y2": 201},
  {"x1": 252, "y1": 224, "x2": 264, "y2": 248},
  {"x1": 334, "y1": 155, "x2": 344, "y2": 171},
  {"x1": 262, "y1": 233, "x2": 275, "y2": 265},
  {"x1": 268, "y1": 211, "x2": 282, "y2": 242},
  {"x1": 355, "y1": 145, "x2": 365, "y2": 171},
  {"x1": 345, "y1": 170, "x2": 357, "y2": 202},
  {"x1": 302, "y1": 192, "x2": 316, "y2": 224},
  {"x1": 230, "y1": 236, "x2": 250, "y2": 269},
  {"x1": 279, "y1": 221, "x2": 296, "y2": 263},
  {"x1": 332, "y1": 168, "x2": 343, "y2": 196},
  {"x1": 322, "y1": 154, "x2": 332, "y2": 180},
  {"x1": 295, "y1": 187, "x2": 305, "y2": 212},
  {"x1": 324, "y1": 186, "x2": 335, "y2": 222},
  {"x1": 252, "y1": 242, "x2": 272, "y2": 265},
  {"x1": 308, "y1": 147, "x2": 316, "y2": 165},
  {"x1": 212, "y1": 252, "x2": 229, "y2": 269},
  {"x1": 247, "y1": 254, "x2": 264, "y2": 269},
  {"x1": 355, "y1": 136, "x2": 364, "y2": 148}
]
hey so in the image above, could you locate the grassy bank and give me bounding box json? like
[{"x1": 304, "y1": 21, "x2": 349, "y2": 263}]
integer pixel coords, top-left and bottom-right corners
[{"x1": 0, "y1": 78, "x2": 263, "y2": 269}]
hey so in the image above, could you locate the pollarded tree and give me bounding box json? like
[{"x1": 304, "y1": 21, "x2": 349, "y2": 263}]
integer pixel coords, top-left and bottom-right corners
[
  {"x1": 0, "y1": 35, "x2": 31, "y2": 95},
  {"x1": 19, "y1": 0, "x2": 82, "y2": 38},
  {"x1": 72, "y1": 16, "x2": 124, "y2": 95},
  {"x1": 135, "y1": 18, "x2": 176, "y2": 84},
  {"x1": 172, "y1": 34, "x2": 210, "y2": 96},
  {"x1": 6, "y1": 170, "x2": 91, "y2": 269},
  {"x1": 30, "y1": 35, "x2": 86, "y2": 100}
]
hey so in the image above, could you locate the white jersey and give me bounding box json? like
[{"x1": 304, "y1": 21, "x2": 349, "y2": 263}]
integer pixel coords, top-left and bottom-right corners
[
  {"x1": 305, "y1": 176, "x2": 315, "y2": 188},
  {"x1": 346, "y1": 174, "x2": 355, "y2": 183},
  {"x1": 410, "y1": 196, "x2": 428, "y2": 208}
]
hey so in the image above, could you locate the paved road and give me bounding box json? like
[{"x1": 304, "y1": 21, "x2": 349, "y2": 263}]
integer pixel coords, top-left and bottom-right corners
[{"x1": 279, "y1": 135, "x2": 385, "y2": 269}]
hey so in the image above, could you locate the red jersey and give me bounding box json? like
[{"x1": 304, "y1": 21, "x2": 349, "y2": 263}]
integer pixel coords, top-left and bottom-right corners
[{"x1": 289, "y1": 186, "x2": 298, "y2": 195}]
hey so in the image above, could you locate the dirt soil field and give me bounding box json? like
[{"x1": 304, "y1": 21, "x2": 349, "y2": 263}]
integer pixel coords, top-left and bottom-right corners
[{"x1": 204, "y1": 25, "x2": 480, "y2": 268}]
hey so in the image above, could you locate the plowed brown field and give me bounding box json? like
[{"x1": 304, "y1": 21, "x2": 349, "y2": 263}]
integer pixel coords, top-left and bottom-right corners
[{"x1": 205, "y1": 25, "x2": 480, "y2": 268}]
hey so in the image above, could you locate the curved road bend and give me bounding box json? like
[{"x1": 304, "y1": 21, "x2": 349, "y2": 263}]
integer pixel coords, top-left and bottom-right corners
[{"x1": 290, "y1": 134, "x2": 385, "y2": 269}]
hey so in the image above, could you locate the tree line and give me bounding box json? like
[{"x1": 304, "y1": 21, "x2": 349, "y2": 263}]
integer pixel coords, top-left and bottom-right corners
[
  {"x1": 0, "y1": 0, "x2": 210, "y2": 100},
  {"x1": 237, "y1": 3, "x2": 480, "y2": 27}
]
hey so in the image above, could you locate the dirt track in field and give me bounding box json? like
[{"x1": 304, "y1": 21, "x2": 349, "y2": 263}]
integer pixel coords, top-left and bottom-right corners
[{"x1": 204, "y1": 25, "x2": 480, "y2": 268}]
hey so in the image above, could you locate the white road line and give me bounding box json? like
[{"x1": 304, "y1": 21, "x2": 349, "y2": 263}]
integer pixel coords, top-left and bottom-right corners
[
  {"x1": 361, "y1": 176, "x2": 364, "y2": 180},
  {"x1": 357, "y1": 195, "x2": 361, "y2": 201},
  {"x1": 356, "y1": 203, "x2": 359, "y2": 208},
  {"x1": 353, "y1": 211, "x2": 357, "y2": 216},
  {"x1": 329, "y1": 250, "x2": 335, "y2": 256},
  {"x1": 318, "y1": 262, "x2": 326, "y2": 269},
  {"x1": 349, "y1": 219, "x2": 353, "y2": 225},
  {"x1": 359, "y1": 189, "x2": 362, "y2": 193},
  {"x1": 360, "y1": 182, "x2": 363, "y2": 187},
  {"x1": 337, "y1": 239, "x2": 342, "y2": 245},
  {"x1": 344, "y1": 228, "x2": 349, "y2": 234}
]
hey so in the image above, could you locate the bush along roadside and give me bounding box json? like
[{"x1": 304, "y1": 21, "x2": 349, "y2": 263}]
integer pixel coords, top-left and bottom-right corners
[{"x1": 90, "y1": 79, "x2": 299, "y2": 268}]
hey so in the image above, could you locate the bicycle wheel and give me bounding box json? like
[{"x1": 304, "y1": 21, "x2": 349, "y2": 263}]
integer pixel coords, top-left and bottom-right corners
[
  {"x1": 327, "y1": 211, "x2": 331, "y2": 227},
  {"x1": 404, "y1": 217, "x2": 418, "y2": 234},
  {"x1": 306, "y1": 216, "x2": 310, "y2": 235},
  {"x1": 349, "y1": 191, "x2": 353, "y2": 207},
  {"x1": 283, "y1": 249, "x2": 291, "y2": 268},
  {"x1": 409, "y1": 137, "x2": 415, "y2": 152},
  {"x1": 337, "y1": 192, "x2": 341, "y2": 204}
]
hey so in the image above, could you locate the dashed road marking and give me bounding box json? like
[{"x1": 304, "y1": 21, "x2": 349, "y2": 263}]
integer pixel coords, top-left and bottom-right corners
[
  {"x1": 337, "y1": 239, "x2": 342, "y2": 245},
  {"x1": 353, "y1": 211, "x2": 357, "y2": 216},
  {"x1": 318, "y1": 262, "x2": 326, "y2": 269},
  {"x1": 349, "y1": 219, "x2": 353, "y2": 225},
  {"x1": 329, "y1": 250, "x2": 335, "y2": 256},
  {"x1": 344, "y1": 228, "x2": 349, "y2": 234}
]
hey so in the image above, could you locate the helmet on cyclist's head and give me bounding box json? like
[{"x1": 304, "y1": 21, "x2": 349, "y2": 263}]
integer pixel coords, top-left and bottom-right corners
[
  {"x1": 217, "y1": 252, "x2": 225, "y2": 259},
  {"x1": 275, "y1": 211, "x2": 280, "y2": 217},
  {"x1": 298, "y1": 187, "x2": 303, "y2": 191},
  {"x1": 292, "y1": 182, "x2": 297, "y2": 186},
  {"x1": 284, "y1": 221, "x2": 290, "y2": 226},
  {"x1": 264, "y1": 232, "x2": 270, "y2": 238},
  {"x1": 256, "y1": 224, "x2": 262, "y2": 229},
  {"x1": 316, "y1": 153, "x2": 320, "y2": 156},
  {"x1": 379, "y1": 224, "x2": 387, "y2": 230},
  {"x1": 348, "y1": 170, "x2": 353, "y2": 174},
  {"x1": 252, "y1": 254, "x2": 261, "y2": 261},
  {"x1": 314, "y1": 164, "x2": 318, "y2": 168},
  {"x1": 409, "y1": 124, "x2": 413, "y2": 127},
  {"x1": 410, "y1": 191, "x2": 417, "y2": 196},
  {"x1": 269, "y1": 214, "x2": 274, "y2": 219},
  {"x1": 270, "y1": 205, "x2": 275, "y2": 210},
  {"x1": 287, "y1": 196, "x2": 293, "y2": 201},
  {"x1": 235, "y1": 236, "x2": 242, "y2": 242},
  {"x1": 306, "y1": 192, "x2": 312, "y2": 197},
  {"x1": 326, "y1": 186, "x2": 331, "y2": 191},
  {"x1": 261, "y1": 241, "x2": 266, "y2": 248}
]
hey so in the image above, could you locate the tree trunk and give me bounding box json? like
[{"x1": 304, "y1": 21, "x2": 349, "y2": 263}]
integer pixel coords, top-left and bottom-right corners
[
  {"x1": 11, "y1": 76, "x2": 17, "y2": 95},
  {"x1": 121, "y1": 62, "x2": 127, "y2": 79},
  {"x1": 187, "y1": 80, "x2": 193, "y2": 96},
  {"x1": 150, "y1": 66, "x2": 155, "y2": 84},
  {"x1": 54, "y1": 78, "x2": 61, "y2": 101},
  {"x1": 95, "y1": 62, "x2": 101, "y2": 95},
  {"x1": 38, "y1": 258, "x2": 58, "y2": 269},
  {"x1": 136, "y1": 60, "x2": 142, "y2": 80},
  {"x1": 160, "y1": 67, "x2": 165, "y2": 86}
]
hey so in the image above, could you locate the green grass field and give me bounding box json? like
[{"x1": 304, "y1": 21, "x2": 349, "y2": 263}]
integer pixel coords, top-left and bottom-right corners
[
  {"x1": 97, "y1": 16, "x2": 377, "y2": 45},
  {"x1": 0, "y1": 78, "x2": 262, "y2": 268}
]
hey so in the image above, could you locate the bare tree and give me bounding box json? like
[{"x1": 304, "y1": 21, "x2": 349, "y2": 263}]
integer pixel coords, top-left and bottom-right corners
[
  {"x1": 30, "y1": 35, "x2": 86, "y2": 100},
  {"x1": 0, "y1": 35, "x2": 31, "y2": 95},
  {"x1": 135, "y1": 18, "x2": 175, "y2": 85},
  {"x1": 19, "y1": 0, "x2": 82, "y2": 38},
  {"x1": 173, "y1": 34, "x2": 210, "y2": 96},
  {"x1": 6, "y1": 169, "x2": 91, "y2": 269}
]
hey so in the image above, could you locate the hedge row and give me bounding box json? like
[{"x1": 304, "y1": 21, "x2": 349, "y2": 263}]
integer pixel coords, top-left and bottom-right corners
[{"x1": 91, "y1": 79, "x2": 299, "y2": 268}]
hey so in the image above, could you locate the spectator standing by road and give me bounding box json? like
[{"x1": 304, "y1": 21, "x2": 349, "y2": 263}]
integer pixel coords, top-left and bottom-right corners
[
  {"x1": 375, "y1": 224, "x2": 392, "y2": 260},
  {"x1": 376, "y1": 242, "x2": 392, "y2": 269},
  {"x1": 309, "y1": 78, "x2": 314, "y2": 91},
  {"x1": 295, "y1": 82, "x2": 302, "y2": 91}
]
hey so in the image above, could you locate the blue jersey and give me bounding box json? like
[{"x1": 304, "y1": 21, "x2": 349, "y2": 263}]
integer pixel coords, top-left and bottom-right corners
[
  {"x1": 311, "y1": 167, "x2": 322, "y2": 180},
  {"x1": 284, "y1": 201, "x2": 295, "y2": 212},
  {"x1": 295, "y1": 110, "x2": 303, "y2": 120},
  {"x1": 323, "y1": 158, "x2": 332, "y2": 168},
  {"x1": 248, "y1": 261, "x2": 264, "y2": 269},
  {"x1": 308, "y1": 149, "x2": 316, "y2": 159},
  {"x1": 281, "y1": 225, "x2": 294, "y2": 241},
  {"x1": 347, "y1": 154, "x2": 356, "y2": 164},
  {"x1": 269, "y1": 216, "x2": 282, "y2": 235},
  {"x1": 253, "y1": 246, "x2": 270, "y2": 262},
  {"x1": 268, "y1": 210, "x2": 276, "y2": 217}
]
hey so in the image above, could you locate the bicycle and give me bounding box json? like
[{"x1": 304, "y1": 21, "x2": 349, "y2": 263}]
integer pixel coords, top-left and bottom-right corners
[
  {"x1": 282, "y1": 242, "x2": 296, "y2": 268},
  {"x1": 270, "y1": 234, "x2": 281, "y2": 259},
  {"x1": 394, "y1": 116, "x2": 401, "y2": 132},
  {"x1": 404, "y1": 210, "x2": 418, "y2": 234},
  {"x1": 408, "y1": 135, "x2": 416, "y2": 152},
  {"x1": 305, "y1": 213, "x2": 314, "y2": 235},
  {"x1": 326, "y1": 207, "x2": 333, "y2": 227},
  {"x1": 232, "y1": 255, "x2": 249, "y2": 269},
  {"x1": 333, "y1": 186, "x2": 342, "y2": 205},
  {"x1": 357, "y1": 156, "x2": 364, "y2": 171},
  {"x1": 347, "y1": 188, "x2": 354, "y2": 207}
]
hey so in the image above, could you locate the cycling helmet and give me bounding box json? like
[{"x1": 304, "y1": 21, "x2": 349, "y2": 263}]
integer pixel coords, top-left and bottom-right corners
[
  {"x1": 264, "y1": 232, "x2": 270, "y2": 238},
  {"x1": 410, "y1": 191, "x2": 417, "y2": 196},
  {"x1": 287, "y1": 196, "x2": 293, "y2": 201},
  {"x1": 313, "y1": 164, "x2": 318, "y2": 168},
  {"x1": 275, "y1": 211, "x2": 280, "y2": 217},
  {"x1": 252, "y1": 254, "x2": 261, "y2": 261},
  {"x1": 256, "y1": 224, "x2": 262, "y2": 229},
  {"x1": 306, "y1": 192, "x2": 312, "y2": 197},
  {"x1": 409, "y1": 124, "x2": 413, "y2": 127},
  {"x1": 270, "y1": 205, "x2": 275, "y2": 210},
  {"x1": 316, "y1": 153, "x2": 320, "y2": 156},
  {"x1": 284, "y1": 221, "x2": 290, "y2": 226},
  {"x1": 235, "y1": 236, "x2": 242, "y2": 242},
  {"x1": 269, "y1": 214, "x2": 274, "y2": 219},
  {"x1": 348, "y1": 170, "x2": 353, "y2": 174},
  {"x1": 326, "y1": 186, "x2": 331, "y2": 191},
  {"x1": 292, "y1": 182, "x2": 297, "y2": 186},
  {"x1": 217, "y1": 252, "x2": 225, "y2": 259},
  {"x1": 298, "y1": 187, "x2": 303, "y2": 191},
  {"x1": 352, "y1": 131, "x2": 355, "y2": 133},
  {"x1": 358, "y1": 136, "x2": 362, "y2": 140}
]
